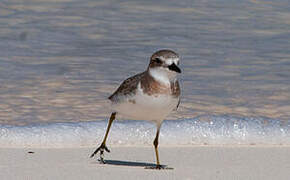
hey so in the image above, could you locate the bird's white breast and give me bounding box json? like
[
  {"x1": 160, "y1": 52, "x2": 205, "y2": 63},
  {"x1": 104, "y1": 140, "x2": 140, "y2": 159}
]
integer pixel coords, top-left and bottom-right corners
[{"x1": 111, "y1": 82, "x2": 179, "y2": 126}]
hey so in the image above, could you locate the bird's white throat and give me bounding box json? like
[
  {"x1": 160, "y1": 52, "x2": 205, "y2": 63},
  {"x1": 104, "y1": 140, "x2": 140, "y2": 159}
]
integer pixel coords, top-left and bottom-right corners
[{"x1": 149, "y1": 67, "x2": 177, "y2": 85}]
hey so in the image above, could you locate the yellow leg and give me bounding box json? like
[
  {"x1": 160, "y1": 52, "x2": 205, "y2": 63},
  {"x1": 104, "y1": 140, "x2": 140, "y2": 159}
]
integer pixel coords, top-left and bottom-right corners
[
  {"x1": 90, "y1": 112, "x2": 116, "y2": 163},
  {"x1": 153, "y1": 126, "x2": 162, "y2": 169},
  {"x1": 148, "y1": 125, "x2": 173, "y2": 170},
  {"x1": 102, "y1": 112, "x2": 116, "y2": 145}
]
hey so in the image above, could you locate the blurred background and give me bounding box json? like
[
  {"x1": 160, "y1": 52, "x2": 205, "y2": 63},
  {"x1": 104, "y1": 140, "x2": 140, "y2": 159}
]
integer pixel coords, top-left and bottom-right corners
[{"x1": 0, "y1": 0, "x2": 290, "y2": 126}]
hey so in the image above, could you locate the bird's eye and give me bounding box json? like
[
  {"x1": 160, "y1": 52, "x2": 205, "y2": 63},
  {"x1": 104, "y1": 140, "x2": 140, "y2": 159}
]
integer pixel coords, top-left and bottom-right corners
[{"x1": 154, "y1": 58, "x2": 162, "y2": 64}]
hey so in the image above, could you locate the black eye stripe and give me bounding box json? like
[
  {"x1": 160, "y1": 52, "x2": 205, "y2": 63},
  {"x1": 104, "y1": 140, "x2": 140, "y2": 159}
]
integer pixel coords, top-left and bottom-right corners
[{"x1": 154, "y1": 58, "x2": 162, "y2": 64}]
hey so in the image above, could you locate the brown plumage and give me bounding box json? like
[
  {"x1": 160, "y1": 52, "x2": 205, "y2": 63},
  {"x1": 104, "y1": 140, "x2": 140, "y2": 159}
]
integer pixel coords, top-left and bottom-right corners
[
  {"x1": 91, "y1": 49, "x2": 181, "y2": 169},
  {"x1": 148, "y1": 49, "x2": 179, "y2": 69},
  {"x1": 108, "y1": 72, "x2": 145, "y2": 101},
  {"x1": 109, "y1": 71, "x2": 180, "y2": 104}
]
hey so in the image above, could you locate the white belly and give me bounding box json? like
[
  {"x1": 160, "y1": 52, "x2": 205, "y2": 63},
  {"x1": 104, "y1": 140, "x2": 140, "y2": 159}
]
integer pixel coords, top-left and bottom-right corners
[{"x1": 111, "y1": 91, "x2": 179, "y2": 125}]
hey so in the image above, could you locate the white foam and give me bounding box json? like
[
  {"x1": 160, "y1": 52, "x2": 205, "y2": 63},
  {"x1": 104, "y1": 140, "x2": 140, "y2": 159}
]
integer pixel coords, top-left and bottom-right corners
[{"x1": 0, "y1": 115, "x2": 289, "y2": 148}]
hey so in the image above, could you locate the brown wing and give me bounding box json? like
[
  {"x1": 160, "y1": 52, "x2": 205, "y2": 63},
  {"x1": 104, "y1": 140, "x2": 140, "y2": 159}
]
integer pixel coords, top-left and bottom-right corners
[
  {"x1": 176, "y1": 99, "x2": 181, "y2": 110},
  {"x1": 108, "y1": 72, "x2": 146, "y2": 101},
  {"x1": 171, "y1": 80, "x2": 180, "y2": 98},
  {"x1": 171, "y1": 80, "x2": 181, "y2": 110}
]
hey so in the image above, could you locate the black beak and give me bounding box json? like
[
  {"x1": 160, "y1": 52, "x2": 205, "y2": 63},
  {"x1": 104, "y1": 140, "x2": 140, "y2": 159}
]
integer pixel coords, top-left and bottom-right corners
[{"x1": 168, "y1": 63, "x2": 181, "y2": 73}]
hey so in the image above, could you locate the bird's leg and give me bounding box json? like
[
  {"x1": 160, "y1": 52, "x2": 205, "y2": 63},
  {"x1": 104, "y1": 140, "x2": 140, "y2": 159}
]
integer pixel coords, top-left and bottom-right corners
[
  {"x1": 145, "y1": 124, "x2": 166, "y2": 169},
  {"x1": 145, "y1": 125, "x2": 174, "y2": 170},
  {"x1": 90, "y1": 112, "x2": 116, "y2": 164},
  {"x1": 153, "y1": 127, "x2": 162, "y2": 169}
]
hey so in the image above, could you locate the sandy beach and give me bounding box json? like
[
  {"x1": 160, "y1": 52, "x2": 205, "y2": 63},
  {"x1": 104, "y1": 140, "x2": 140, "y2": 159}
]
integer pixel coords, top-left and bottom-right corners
[
  {"x1": 1, "y1": 0, "x2": 290, "y2": 180},
  {"x1": 1, "y1": 146, "x2": 290, "y2": 180}
]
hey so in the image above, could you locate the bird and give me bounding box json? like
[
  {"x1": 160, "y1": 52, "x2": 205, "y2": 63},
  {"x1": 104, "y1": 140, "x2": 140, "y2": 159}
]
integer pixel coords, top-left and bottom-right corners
[{"x1": 90, "y1": 49, "x2": 181, "y2": 169}]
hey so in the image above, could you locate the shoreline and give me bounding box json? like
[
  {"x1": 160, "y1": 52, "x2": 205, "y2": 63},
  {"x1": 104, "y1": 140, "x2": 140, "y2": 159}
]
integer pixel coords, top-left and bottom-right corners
[{"x1": 1, "y1": 146, "x2": 290, "y2": 180}]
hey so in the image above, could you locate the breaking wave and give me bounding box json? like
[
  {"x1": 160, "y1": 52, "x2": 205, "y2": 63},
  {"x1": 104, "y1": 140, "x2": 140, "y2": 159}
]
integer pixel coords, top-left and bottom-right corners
[{"x1": 0, "y1": 115, "x2": 289, "y2": 147}]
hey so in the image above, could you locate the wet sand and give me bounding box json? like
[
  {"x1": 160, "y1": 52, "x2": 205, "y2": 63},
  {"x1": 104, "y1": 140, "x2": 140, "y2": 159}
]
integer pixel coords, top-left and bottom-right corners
[{"x1": 1, "y1": 146, "x2": 290, "y2": 180}]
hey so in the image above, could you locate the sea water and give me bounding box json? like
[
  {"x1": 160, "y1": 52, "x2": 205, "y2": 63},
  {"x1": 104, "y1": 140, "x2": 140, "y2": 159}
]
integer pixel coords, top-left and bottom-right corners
[
  {"x1": 0, "y1": 0, "x2": 290, "y2": 147},
  {"x1": 0, "y1": 116, "x2": 289, "y2": 147}
]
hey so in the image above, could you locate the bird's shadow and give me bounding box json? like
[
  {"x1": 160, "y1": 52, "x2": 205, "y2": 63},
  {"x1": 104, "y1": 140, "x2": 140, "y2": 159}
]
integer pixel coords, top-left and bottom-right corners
[
  {"x1": 102, "y1": 159, "x2": 157, "y2": 168},
  {"x1": 91, "y1": 159, "x2": 173, "y2": 169}
]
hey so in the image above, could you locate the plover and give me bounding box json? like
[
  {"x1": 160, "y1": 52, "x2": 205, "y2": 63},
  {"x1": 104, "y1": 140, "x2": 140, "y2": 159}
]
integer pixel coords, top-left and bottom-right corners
[{"x1": 90, "y1": 49, "x2": 181, "y2": 169}]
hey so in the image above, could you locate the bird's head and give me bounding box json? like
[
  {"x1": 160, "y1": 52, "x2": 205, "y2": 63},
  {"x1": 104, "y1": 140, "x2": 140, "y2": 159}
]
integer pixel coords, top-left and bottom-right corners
[{"x1": 148, "y1": 49, "x2": 181, "y2": 84}]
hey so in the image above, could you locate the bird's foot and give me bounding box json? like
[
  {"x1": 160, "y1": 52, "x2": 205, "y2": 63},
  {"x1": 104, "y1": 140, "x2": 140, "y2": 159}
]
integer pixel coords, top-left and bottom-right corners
[
  {"x1": 145, "y1": 165, "x2": 174, "y2": 170},
  {"x1": 90, "y1": 143, "x2": 110, "y2": 163},
  {"x1": 98, "y1": 153, "x2": 106, "y2": 164}
]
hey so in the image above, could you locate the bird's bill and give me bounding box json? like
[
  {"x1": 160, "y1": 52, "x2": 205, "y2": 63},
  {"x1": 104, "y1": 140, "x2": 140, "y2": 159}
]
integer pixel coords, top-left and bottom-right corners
[{"x1": 168, "y1": 63, "x2": 181, "y2": 73}]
